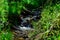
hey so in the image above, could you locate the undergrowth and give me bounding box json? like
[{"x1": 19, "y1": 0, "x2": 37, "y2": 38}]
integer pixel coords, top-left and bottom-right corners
[
  {"x1": 0, "y1": 0, "x2": 60, "y2": 40},
  {"x1": 29, "y1": 3, "x2": 60, "y2": 40}
]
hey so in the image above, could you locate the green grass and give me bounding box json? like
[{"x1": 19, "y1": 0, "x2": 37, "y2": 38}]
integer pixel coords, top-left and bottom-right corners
[{"x1": 29, "y1": 3, "x2": 60, "y2": 40}]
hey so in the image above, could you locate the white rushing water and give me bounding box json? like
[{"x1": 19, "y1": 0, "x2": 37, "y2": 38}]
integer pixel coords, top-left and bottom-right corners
[{"x1": 19, "y1": 26, "x2": 34, "y2": 31}]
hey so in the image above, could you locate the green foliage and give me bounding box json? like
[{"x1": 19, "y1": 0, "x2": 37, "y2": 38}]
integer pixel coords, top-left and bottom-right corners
[
  {"x1": 9, "y1": 0, "x2": 40, "y2": 14},
  {"x1": 29, "y1": 3, "x2": 60, "y2": 40},
  {"x1": 41, "y1": 3, "x2": 60, "y2": 31},
  {"x1": 9, "y1": 2, "x2": 17, "y2": 14},
  {"x1": 9, "y1": 0, "x2": 46, "y2": 14},
  {"x1": 0, "y1": 0, "x2": 12, "y2": 40},
  {"x1": 22, "y1": 0, "x2": 39, "y2": 6},
  {"x1": 0, "y1": 31, "x2": 13, "y2": 40},
  {"x1": 40, "y1": 3, "x2": 60, "y2": 40},
  {"x1": 0, "y1": 0, "x2": 8, "y2": 31},
  {"x1": 0, "y1": 0, "x2": 60, "y2": 40}
]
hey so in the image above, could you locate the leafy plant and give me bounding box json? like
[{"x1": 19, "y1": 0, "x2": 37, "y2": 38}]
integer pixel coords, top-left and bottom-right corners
[
  {"x1": 0, "y1": 31, "x2": 13, "y2": 40},
  {"x1": 29, "y1": 3, "x2": 60, "y2": 40}
]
